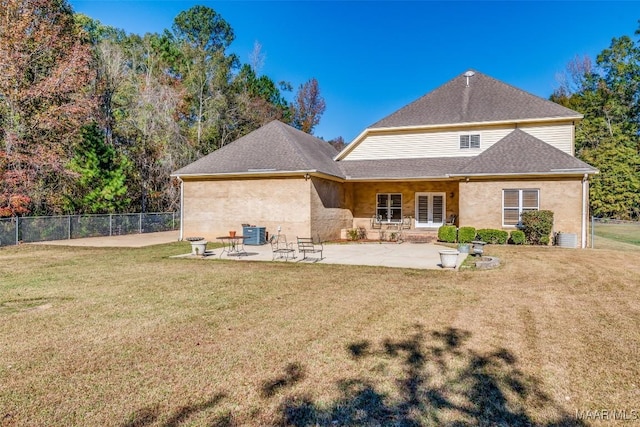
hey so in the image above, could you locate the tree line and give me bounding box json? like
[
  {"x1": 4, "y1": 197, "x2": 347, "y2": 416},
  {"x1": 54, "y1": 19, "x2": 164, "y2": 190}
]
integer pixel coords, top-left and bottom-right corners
[
  {"x1": 2, "y1": 1, "x2": 639, "y2": 220},
  {"x1": 0, "y1": 0, "x2": 330, "y2": 217},
  {"x1": 552, "y1": 21, "x2": 640, "y2": 220}
]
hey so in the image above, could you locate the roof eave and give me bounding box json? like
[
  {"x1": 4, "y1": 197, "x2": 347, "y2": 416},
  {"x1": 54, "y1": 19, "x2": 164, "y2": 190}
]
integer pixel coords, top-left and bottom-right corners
[
  {"x1": 343, "y1": 175, "x2": 454, "y2": 182},
  {"x1": 172, "y1": 170, "x2": 346, "y2": 181},
  {"x1": 450, "y1": 169, "x2": 598, "y2": 179}
]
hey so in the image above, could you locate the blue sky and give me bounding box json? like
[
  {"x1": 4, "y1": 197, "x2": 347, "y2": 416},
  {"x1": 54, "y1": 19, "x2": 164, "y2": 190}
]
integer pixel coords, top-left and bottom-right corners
[{"x1": 68, "y1": 1, "x2": 640, "y2": 142}]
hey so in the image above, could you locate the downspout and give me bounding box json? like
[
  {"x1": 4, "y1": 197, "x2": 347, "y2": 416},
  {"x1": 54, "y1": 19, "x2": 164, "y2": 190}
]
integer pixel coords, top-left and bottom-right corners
[
  {"x1": 581, "y1": 174, "x2": 588, "y2": 248},
  {"x1": 178, "y1": 177, "x2": 184, "y2": 241}
]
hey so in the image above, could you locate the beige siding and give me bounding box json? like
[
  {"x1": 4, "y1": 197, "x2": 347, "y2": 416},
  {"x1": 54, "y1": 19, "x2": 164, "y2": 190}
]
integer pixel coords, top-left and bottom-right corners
[
  {"x1": 459, "y1": 178, "x2": 585, "y2": 246},
  {"x1": 343, "y1": 122, "x2": 576, "y2": 160},
  {"x1": 181, "y1": 177, "x2": 312, "y2": 241},
  {"x1": 519, "y1": 123, "x2": 574, "y2": 154}
]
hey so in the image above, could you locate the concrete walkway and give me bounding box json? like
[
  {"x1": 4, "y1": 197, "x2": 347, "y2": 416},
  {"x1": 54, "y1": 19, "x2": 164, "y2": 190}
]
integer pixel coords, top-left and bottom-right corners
[
  {"x1": 32, "y1": 231, "x2": 180, "y2": 248},
  {"x1": 35, "y1": 231, "x2": 467, "y2": 270}
]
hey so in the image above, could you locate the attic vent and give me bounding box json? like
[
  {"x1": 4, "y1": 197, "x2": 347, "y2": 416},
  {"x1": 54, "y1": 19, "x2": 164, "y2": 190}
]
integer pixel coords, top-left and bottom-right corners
[{"x1": 464, "y1": 70, "x2": 475, "y2": 87}]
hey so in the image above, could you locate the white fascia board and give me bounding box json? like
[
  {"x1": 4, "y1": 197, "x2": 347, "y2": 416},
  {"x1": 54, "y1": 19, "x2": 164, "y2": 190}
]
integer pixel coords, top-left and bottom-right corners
[
  {"x1": 172, "y1": 170, "x2": 346, "y2": 182},
  {"x1": 450, "y1": 170, "x2": 597, "y2": 179}
]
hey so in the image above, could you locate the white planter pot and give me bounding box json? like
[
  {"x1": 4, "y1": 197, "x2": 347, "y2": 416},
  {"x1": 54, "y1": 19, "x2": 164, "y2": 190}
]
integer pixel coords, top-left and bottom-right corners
[
  {"x1": 190, "y1": 241, "x2": 208, "y2": 256},
  {"x1": 439, "y1": 249, "x2": 460, "y2": 268}
]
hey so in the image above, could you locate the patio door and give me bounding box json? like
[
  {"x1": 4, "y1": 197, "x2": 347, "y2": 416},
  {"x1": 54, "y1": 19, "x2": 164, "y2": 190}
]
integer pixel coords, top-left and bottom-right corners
[{"x1": 415, "y1": 193, "x2": 445, "y2": 227}]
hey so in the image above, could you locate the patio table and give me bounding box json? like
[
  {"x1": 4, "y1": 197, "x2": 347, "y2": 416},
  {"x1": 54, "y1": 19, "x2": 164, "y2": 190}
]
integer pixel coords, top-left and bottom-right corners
[{"x1": 216, "y1": 235, "x2": 247, "y2": 258}]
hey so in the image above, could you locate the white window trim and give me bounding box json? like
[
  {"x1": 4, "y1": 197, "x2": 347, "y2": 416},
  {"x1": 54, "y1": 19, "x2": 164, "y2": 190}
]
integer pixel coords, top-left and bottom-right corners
[
  {"x1": 502, "y1": 189, "x2": 540, "y2": 227},
  {"x1": 414, "y1": 192, "x2": 446, "y2": 228},
  {"x1": 376, "y1": 193, "x2": 403, "y2": 223},
  {"x1": 459, "y1": 133, "x2": 481, "y2": 150}
]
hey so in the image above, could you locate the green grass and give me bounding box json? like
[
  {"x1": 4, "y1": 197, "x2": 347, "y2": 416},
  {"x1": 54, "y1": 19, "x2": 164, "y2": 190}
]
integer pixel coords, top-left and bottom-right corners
[
  {"x1": 1, "y1": 241, "x2": 640, "y2": 425},
  {"x1": 593, "y1": 221, "x2": 640, "y2": 248}
]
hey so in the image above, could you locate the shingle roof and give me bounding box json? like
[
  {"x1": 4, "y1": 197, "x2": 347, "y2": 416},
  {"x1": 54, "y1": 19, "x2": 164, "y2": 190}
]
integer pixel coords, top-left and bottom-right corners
[
  {"x1": 338, "y1": 157, "x2": 471, "y2": 180},
  {"x1": 370, "y1": 70, "x2": 582, "y2": 129},
  {"x1": 172, "y1": 120, "x2": 343, "y2": 178},
  {"x1": 455, "y1": 129, "x2": 597, "y2": 175}
]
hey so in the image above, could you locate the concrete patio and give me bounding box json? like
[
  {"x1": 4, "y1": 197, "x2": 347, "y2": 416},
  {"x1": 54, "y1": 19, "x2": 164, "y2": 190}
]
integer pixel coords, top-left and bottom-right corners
[
  {"x1": 177, "y1": 240, "x2": 469, "y2": 270},
  {"x1": 36, "y1": 231, "x2": 468, "y2": 270}
]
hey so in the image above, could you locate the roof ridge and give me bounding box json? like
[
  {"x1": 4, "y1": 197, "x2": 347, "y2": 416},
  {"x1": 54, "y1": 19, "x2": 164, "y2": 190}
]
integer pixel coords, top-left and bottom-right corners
[{"x1": 275, "y1": 122, "x2": 320, "y2": 170}]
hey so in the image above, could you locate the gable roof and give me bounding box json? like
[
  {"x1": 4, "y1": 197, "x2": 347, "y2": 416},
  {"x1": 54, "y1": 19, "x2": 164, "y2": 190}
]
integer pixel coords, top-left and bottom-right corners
[
  {"x1": 369, "y1": 70, "x2": 582, "y2": 129},
  {"x1": 455, "y1": 129, "x2": 596, "y2": 176},
  {"x1": 172, "y1": 120, "x2": 343, "y2": 178}
]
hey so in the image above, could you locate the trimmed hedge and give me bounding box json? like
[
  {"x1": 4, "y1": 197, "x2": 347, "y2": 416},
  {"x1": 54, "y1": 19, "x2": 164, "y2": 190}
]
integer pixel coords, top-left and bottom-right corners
[
  {"x1": 457, "y1": 226, "x2": 476, "y2": 243},
  {"x1": 520, "y1": 210, "x2": 554, "y2": 245},
  {"x1": 476, "y1": 228, "x2": 508, "y2": 244},
  {"x1": 438, "y1": 225, "x2": 457, "y2": 243},
  {"x1": 509, "y1": 230, "x2": 526, "y2": 245}
]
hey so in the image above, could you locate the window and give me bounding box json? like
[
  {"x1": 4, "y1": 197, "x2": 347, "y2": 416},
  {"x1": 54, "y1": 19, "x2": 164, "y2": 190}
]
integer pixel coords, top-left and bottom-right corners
[
  {"x1": 460, "y1": 134, "x2": 480, "y2": 149},
  {"x1": 503, "y1": 189, "x2": 539, "y2": 226},
  {"x1": 376, "y1": 193, "x2": 402, "y2": 222}
]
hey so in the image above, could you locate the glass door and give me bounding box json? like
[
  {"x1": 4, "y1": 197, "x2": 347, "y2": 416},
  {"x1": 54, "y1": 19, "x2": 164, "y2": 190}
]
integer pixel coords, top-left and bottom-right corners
[{"x1": 415, "y1": 193, "x2": 445, "y2": 227}]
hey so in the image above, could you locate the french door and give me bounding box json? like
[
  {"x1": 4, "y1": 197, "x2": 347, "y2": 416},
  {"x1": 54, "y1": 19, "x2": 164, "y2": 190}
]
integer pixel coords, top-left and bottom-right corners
[{"x1": 415, "y1": 192, "x2": 445, "y2": 227}]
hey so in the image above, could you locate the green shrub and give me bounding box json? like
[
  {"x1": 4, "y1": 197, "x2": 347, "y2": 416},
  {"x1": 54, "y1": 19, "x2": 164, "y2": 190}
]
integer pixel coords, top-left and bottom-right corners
[
  {"x1": 438, "y1": 225, "x2": 457, "y2": 243},
  {"x1": 347, "y1": 227, "x2": 367, "y2": 241},
  {"x1": 509, "y1": 230, "x2": 526, "y2": 245},
  {"x1": 520, "y1": 210, "x2": 554, "y2": 245},
  {"x1": 457, "y1": 226, "x2": 476, "y2": 243},
  {"x1": 476, "y1": 228, "x2": 508, "y2": 244}
]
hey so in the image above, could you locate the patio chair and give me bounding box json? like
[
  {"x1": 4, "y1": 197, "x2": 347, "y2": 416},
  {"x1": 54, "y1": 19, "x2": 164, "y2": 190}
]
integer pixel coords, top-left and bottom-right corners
[
  {"x1": 297, "y1": 236, "x2": 323, "y2": 261},
  {"x1": 446, "y1": 214, "x2": 457, "y2": 226},
  {"x1": 396, "y1": 216, "x2": 412, "y2": 243},
  {"x1": 269, "y1": 234, "x2": 296, "y2": 261},
  {"x1": 370, "y1": 215, "x2": 383, "y2": 229}
]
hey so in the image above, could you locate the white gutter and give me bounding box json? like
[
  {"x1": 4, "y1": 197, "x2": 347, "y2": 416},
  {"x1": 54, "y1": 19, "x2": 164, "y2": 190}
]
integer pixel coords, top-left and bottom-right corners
[
  {"x1": 449, "y1": 170, "x2": 596, "y2": 179},
  {"x1": 582, "y1": 173, "x2": 588, "y2": 248}
]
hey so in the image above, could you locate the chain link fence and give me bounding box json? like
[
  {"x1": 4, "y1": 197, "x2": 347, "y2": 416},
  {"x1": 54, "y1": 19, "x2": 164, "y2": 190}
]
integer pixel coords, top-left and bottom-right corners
[
  {"x1": 591, "y1": 217, "x2": 640, "y2": 249},
  {"x1": 0, "y1": 212, "x2": 179, "y2": 246}
]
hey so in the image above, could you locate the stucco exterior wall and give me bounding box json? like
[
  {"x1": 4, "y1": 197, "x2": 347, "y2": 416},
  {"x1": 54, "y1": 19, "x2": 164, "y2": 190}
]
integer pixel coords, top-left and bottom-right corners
[
  {"x1": 349, "y1": 181, "x2": 459, "y2": 229},
  {"x1": 458, "y1": 178, "x2": 586, "y2": 246},
  {"x1": 309, "y1": 178, "x2": 353, "y2": 241},
  {"x1": 181, "y1": 177, "x2": 312, "y2": 241}
]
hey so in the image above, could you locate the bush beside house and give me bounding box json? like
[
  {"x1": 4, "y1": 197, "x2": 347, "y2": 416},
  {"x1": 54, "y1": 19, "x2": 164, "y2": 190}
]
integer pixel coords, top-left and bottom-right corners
[
  {"x1": 476, "y1": 229, "x2": 509, "y2": 244},
  {"x1": 438, "y1": 225, "x2": 457, "y2": 243},
  {"x1": 509, "y1": 230, "x2": 526, "y2": 245},
  {"x1": 457, "y1": 227, "x2": 476, "y2": 243},
  {"x1": 520, "y1": 210, "x2": 554, "y2": 245}
]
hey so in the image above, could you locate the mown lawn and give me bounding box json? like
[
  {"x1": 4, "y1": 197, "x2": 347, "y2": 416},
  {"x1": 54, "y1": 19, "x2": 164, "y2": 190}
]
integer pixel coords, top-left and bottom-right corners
[
  {"x1": 593, "y1": 221, "x2": 640, "y2": 250},
  {"x1": 1, "y1": 241, "x2": 639, "y2": 426}
]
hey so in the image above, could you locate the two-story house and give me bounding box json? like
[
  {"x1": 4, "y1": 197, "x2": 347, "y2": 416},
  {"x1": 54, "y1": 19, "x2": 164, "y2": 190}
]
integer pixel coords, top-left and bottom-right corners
[{"x1": 172, "y1": 70, "x2": 597, "y2": 247}]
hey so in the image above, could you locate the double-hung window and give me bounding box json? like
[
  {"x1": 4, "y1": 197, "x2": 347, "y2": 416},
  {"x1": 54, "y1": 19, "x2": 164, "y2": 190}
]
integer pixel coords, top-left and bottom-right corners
[
  {"x1": 460, "y1": 134, "x2": 480, "y2": 149},
  {"x1": 503, "y1": 189, "x2": 539, "y2": 226},
  {"x1": 376, "y1": 193, "x2": 402, "y2": 222}
]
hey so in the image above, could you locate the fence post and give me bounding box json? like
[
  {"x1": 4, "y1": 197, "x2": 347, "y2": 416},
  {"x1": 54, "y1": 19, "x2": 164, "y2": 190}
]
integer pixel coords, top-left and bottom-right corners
[
  {"x1": 15, "y1": 216, "x2": 19, "y2": 245},
  {"x1": 109, "y1": 214, "x2": 112, "y2": 236},
  {"x1": 591, "y1": 216, "x2": 595, "y2": 249},
  {"x1": 68, "y1": 215, "x2": 71, "y2": 240},
  {"x1": 139, "y1": 213, "x2": 143, "y2": 234}
]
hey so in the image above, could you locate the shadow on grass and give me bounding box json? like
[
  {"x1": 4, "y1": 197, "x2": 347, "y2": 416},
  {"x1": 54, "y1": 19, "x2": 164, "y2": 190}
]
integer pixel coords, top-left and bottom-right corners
[
  {"x1": 121, "y1": 393, "x2": 234, "y2": 427},
  {"x1": 274, "y1": 326, "x2": 585, "y2": 426}
]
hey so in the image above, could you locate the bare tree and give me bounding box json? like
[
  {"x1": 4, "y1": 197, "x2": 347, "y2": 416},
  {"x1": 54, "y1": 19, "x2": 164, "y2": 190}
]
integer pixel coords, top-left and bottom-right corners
[{"x1": 291, "y1": 78, "x2": 326, "y2": 134}]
